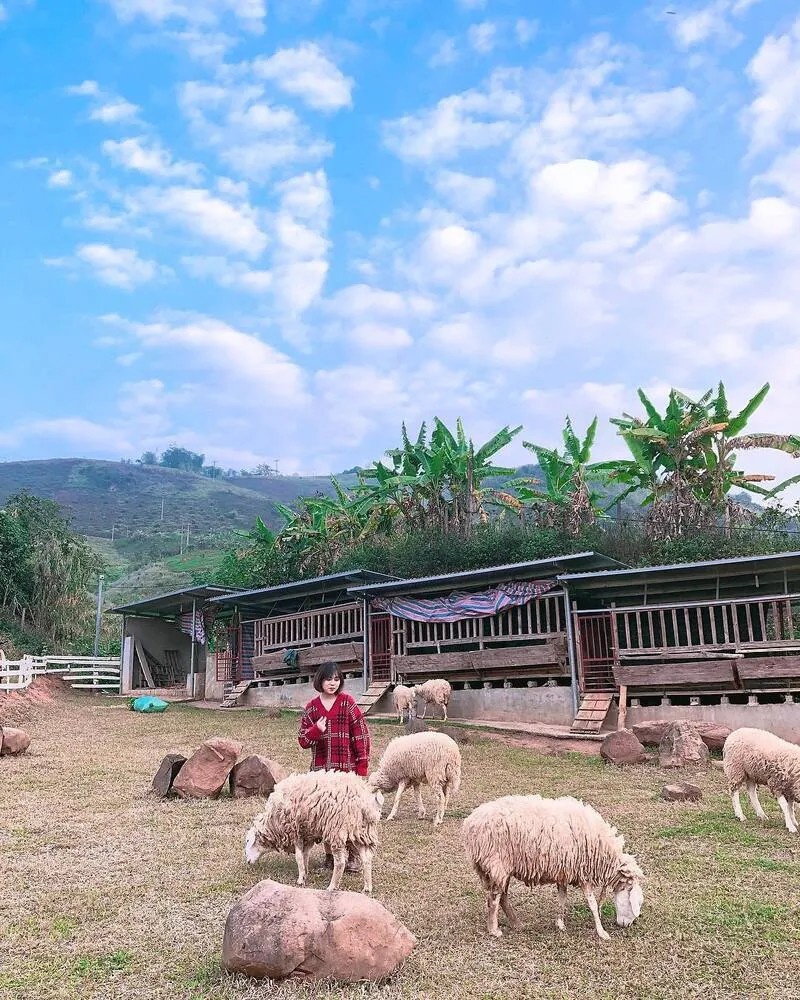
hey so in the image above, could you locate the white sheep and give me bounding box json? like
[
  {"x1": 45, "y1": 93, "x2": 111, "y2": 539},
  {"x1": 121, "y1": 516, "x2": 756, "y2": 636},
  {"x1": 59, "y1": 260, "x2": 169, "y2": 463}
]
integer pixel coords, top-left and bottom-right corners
[
  {"x1": 411, "y1": 678, "x2": 452, "y2": 720},
  {"x1": 723, "y1": 727, "x2": 800, "y2": 833},
  {"x1": 244, "y1": 770, "x2": 384, "y2": 893},
  {"x1": 367, "y1": 731, "x2": 461, "y2": 826},
  {"x1": 462, "y1": 794, "x2": 645, "y2": 941},
  {"x1": 392, "y1": 684, "x2": 416, "y2": 723}
]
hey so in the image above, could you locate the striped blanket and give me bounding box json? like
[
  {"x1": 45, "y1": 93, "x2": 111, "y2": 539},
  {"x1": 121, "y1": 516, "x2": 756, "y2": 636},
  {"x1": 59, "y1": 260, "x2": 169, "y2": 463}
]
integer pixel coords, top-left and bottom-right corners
[
  {"x1": 370, "y1": 579, "x2": 556, "y2": 623},
  {"x1": 178, "y1": 604, "x2": 218, "y2": 644}
]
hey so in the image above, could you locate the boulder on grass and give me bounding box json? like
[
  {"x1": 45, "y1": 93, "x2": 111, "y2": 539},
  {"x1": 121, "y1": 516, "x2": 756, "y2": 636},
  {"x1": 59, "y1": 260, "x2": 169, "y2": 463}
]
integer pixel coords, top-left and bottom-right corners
[
  {"x1": 633, "y1": 720, "x2": 731, "y2": 752},
  {"x1": 661, "y1": 782, "x2": 703, "y2": 803},
  {"x1": 659, "y1": 721, "x2": 711, "y2": 770},
  {"x1": 0, "y1": 726, "x2": 31, "y2": 756},
  {"x1": 152, "y1": 753, "x2": 187, "y2": 798},
  {"x1": 172, "y1": 736, "x2": 243, "y2": 799},
  {"x1": 600, "y1": 728, "x2": 647, "y2": 766},
  {"x1": 222, "y1": 878, "x2": 416, "y2": 982},
  {"x1": 229, "y1": 755, "x2": 287, "y2": 799}
]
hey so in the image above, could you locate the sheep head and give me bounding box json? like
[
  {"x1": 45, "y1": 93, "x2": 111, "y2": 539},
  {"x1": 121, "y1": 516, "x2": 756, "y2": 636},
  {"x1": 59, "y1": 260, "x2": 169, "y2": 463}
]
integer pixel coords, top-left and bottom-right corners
[
  {"x1": 244, "y1": 823, "x2": 266, "y2": 865},
  {"x1": 613, "y1": 853, "x2": 645, "y2": 927}
]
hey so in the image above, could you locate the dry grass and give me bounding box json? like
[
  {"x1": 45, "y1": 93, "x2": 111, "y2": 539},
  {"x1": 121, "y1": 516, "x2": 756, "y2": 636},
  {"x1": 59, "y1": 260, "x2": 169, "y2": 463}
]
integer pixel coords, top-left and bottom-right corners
[{"x1": 2, "y1": 695, "x2": 800, "y2": 1000}]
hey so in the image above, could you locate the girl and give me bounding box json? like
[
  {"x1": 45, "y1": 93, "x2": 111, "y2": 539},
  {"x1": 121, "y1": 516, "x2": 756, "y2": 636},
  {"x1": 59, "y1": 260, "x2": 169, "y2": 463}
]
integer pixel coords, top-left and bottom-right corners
[{"x1": 298, "y1": 661, "x2": 372, "y2": 871}]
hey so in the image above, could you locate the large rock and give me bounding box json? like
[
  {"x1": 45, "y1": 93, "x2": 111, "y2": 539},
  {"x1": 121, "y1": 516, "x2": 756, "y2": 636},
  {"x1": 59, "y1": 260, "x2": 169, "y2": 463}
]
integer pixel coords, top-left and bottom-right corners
[
  {"x1": 659, "y1": 721, "x2": 711, "y2": 770},
  {"x1": 600, "y1": 728, "x2": 647, "y2": 766},
  {"x1": 633, "y1": 720, "x2": 731, "y2": 752},
  {"x1": 661, "y1": 782, "x2": 703, "y2": 802},
  {"x1": 152, "y1": 753, "x2": 187, "y2": 798},
  {"x1": 222, "y1": 878, "x2": 416, "y2": 982},
  {"x1": 172, "y1": 736, "x2": 243, "y2": 799},
  {"x1": 229, "y1": 755, "x2": 287, "y2": 799},
  {"x1": 0, "y1": 727, "x2": 31, "y2": 756}
]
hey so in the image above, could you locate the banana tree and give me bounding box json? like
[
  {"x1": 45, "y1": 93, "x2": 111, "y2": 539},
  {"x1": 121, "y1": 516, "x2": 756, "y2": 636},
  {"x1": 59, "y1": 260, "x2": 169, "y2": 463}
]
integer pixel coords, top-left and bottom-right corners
[{"x1": 516, "y1": 417, "x2": 607, "y2": 536}]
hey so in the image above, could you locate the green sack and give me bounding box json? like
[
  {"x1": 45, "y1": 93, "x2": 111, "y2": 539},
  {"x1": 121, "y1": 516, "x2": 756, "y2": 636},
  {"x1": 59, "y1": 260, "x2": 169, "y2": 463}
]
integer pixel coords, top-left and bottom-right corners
[{"x1": 130, "y1": 695, "x2": 169, "y2": 713}]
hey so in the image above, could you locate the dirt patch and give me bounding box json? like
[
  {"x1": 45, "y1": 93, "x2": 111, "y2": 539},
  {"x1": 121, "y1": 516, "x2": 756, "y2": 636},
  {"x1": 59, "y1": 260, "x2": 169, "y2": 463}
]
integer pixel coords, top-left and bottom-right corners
[
  {"x1": 476, "y1": 728, "x2": 604, "y2": 756},
  {"x1": 0, "y1": 676, "x2": 70, "y2": 727}
]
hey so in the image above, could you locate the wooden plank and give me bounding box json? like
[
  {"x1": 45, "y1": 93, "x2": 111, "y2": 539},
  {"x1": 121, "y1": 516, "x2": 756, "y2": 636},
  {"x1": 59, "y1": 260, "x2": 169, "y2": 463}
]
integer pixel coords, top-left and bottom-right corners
[
  {"x1": 737, "y1": 656, "x2": 800, "y2": 681},
  {"x1": 613, "y1": 660, "x2": 736, "y2": 687},
  {"x1": 134, "y1": 638, "x2": 155, "y2": 688},
  {"x1": 252, "y1": 642, "x2": 364, "y2": 674},
  {"x1": 394, "y1": 640, "x2": 567, "y2": 678}
]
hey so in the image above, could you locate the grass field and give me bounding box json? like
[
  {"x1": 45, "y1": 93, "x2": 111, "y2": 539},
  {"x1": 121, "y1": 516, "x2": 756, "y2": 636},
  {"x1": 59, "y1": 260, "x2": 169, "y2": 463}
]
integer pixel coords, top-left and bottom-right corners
[{"x1": 2, "y1": 695, "x2": 799, "y2": 1000}]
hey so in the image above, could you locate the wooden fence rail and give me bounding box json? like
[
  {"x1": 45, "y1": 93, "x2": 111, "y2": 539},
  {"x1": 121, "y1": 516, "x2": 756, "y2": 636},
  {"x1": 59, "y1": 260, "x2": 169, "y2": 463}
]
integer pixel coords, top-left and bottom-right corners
[{"x1": 0, "y1": 652, "x2": 121, "y2": 694}]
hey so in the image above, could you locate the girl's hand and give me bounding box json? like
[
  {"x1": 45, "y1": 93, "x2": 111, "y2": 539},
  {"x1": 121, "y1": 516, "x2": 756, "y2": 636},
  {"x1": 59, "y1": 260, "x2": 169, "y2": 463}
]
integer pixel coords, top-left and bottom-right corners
[{"x1": 316, "y1": 717, "x2": 327, "y2": 733}]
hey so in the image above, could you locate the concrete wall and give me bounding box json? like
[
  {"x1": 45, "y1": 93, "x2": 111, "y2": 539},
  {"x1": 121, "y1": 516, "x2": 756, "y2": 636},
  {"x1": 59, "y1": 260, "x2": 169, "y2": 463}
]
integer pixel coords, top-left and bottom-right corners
[
  {"x1": 205, "y1": 650, "x2": 225, "y2": 701},
  {"x1": 621, "y1": 701, "x2": 800, "y2": 743},
  {"x1": 122, "y1": 616, "x2": 203, "y2": 694}
]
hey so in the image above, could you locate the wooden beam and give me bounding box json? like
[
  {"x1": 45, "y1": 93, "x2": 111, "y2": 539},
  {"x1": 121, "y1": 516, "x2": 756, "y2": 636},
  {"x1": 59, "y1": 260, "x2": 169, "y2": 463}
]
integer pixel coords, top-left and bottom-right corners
[
  {"x1": 133, "y1": 638, "x2": 155, "y2": 688},
  {"x1": 617, "y1": 684, "x2": 628, "y2": 730},
  {"x1": 737, "y1": 656, "x2": 800, "y2": 681},
  {"x1": 613, "y1": 660, "x2": 736, "y2": 687}
]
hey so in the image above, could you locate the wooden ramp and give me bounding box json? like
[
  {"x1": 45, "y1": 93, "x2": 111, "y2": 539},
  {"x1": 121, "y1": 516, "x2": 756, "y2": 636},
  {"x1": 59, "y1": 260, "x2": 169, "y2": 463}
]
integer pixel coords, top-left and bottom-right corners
[
  {"x1": 221, "y1": 679, "x2": 253, "y2": 709},
  {"x1": 571, "y1": 692, "x2": 614, "y2": 734},
  {"x1": 356, "y1": 681, "x2": 391, "y2": 716}
]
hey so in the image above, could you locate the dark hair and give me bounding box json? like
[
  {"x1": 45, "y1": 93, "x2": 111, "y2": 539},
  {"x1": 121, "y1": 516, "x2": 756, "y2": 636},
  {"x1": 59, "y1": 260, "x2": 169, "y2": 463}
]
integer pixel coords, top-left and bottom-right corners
[{"x1": 313, "y1": 661, "x2": 344, "y2": 693}]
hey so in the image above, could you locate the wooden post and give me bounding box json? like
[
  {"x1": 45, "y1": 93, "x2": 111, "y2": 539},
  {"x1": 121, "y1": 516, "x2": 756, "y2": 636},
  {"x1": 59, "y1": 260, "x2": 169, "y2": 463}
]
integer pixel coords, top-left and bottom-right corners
[{"x1": 618, "y1": 684, "x2": 628, "y2": 731}]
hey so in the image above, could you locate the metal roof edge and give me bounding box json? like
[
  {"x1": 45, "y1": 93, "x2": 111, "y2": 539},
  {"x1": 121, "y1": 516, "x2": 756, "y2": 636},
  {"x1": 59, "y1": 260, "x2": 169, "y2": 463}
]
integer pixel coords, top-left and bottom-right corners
[
  {"x1": 557, "y1": 549, "x2": 800, "y2": 583},
  {"x1": 209, "y1": 569, "x2": 400, "y2": 605},
  {"x1": 107, "y1": 584, "x2": 235, "y2": 615}
]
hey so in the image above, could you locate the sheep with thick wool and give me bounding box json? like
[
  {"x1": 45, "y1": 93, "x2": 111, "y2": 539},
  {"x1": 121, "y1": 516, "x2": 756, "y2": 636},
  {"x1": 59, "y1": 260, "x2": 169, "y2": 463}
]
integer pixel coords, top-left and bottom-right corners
[
  {"x1": 411, "y1": 678, "x2": 452, "y2": 720},
  {"x1": 244, "y1": 770, "x2": 384, "y2": 893},
  {"x1": 462, "y1": 794, "x2": 645, "y2": 941},
  {"x1": 367, "y1": 731, "x2": 461, "y2": 826},
  {"x1": 392, "y1": 684, "x2": 416, "y2": 723},
  {"x1": 723, "y1": 727, "x2": 800, "y2": 833}
]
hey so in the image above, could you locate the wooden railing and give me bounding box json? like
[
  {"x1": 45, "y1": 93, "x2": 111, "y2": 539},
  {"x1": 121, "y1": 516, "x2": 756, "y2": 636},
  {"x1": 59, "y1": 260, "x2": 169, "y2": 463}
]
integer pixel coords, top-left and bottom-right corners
[
  {"x1": 253, "y1": 603, "x2": 363, "y2": 657},
  {"x1": 0, "y1": 652, "x2": 122, "y2": 693},
  {"x1": 398, "y1": 593, "x2": 565, "y2": 653}
]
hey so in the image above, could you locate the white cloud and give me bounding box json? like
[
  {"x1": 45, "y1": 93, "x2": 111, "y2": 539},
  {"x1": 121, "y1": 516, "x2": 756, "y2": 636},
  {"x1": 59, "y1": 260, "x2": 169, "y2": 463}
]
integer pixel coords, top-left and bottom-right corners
[
  {"x1": 102, "y1": 137, "x2": 203, "y2": 181},
  {"x1": 101, "y1": 0, "x2": 265, "y2": 33},
  {"x1": 67, "y1": 80, "x2": 140, "y2": 124},
  {"x1": 252, "y1": 43, "x2": 354, "y2": 112},
  {"x1": 0, "y1": 5, "x2": 7, "y2": 22},
  {"x1": 130, "y1": 185, "x2": 268, "y2": 256},
  {"x1": 744, "y1": 18, "x2": 800, "y2": 153},
  {"x1": 47, "y1": 169, "x2": 73, "y2": 188},
  {"x1": 349, "y1": 323, "x2": 413, "y2": 350},
  {"x1": 667, "y1": 0, "x2": 765, "y2": 50},
  {"x1": 515, "y1": 19, "x2": 538, "y2": 44},
  {"x1": 429, "y1": 38, "x2": 458, "y2": 69},
  {"x1": 183, "y1": 255, "x2": 272, "y2": 292},
  {"x1": 433, "y1": 169, "x2": 496, "y2": 212},
  {"x1": 468, "y1": 22, "x2": 497, "y2": 55},
  {"x1": 74, "y1": 243, "x2": 169, "y2": 288},
  {"x1": 456, "y1": 0, "x2": 487, "y2": 8}
]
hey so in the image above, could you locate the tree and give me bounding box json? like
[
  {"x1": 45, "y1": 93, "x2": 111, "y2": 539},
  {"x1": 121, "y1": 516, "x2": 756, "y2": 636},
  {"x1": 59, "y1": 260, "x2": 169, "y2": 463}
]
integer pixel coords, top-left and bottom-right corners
[
  {"x1": 137, "y1": 451, "x2": 159, "y2": 465},
  {"x1": 159, "y1": 446, "x2": 205, "y2": 473}
]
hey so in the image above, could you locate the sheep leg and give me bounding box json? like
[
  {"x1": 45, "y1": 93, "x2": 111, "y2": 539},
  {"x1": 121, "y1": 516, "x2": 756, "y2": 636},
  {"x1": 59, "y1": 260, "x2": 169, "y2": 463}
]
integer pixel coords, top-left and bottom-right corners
[
  {"x1": 414, "y1": 785, "x2": 426, "y2": 819},
  {"x1": 419, "y1": 701, "x2": 427, "y2": 719},
  {"x1": 432, "y1": 786, "x2": 446, "y2": 826},
  {"x1": 731, "y1": 788, "x2": 746, "y2": 823},
  {"x1": 327, "y1": 848, "x2": 348, "y2": 891},
  {"x1": 747, "y1": 780, "x2": 768, "y2": 821},
  {"x1": 555, "y1": 885, "x2": 568, "y2": 932},
  {"x1": 294, "y1": 841, "x2": 307, "y2": 886},
  {"x1": 499, "y1": 891, "x2": 521, "y2": 931},
  {"x1": 386, "y1": 780, "x2": 408, "y2": 821},
  {"x1": 441, "y1": 702, "x2": 447, "y2": 721},
  {"x1": 359, "y1": 847, "x2": 374, "y2": 894},
  {"x1": 581, "y1": 885, "x2": 611, "y2": 941},
  {"x1": 486, "y1": 891, "x2": 503, "y2": 937},
  {"x1": 777, "y1": 795, "x2": 799, "y2": 833}
]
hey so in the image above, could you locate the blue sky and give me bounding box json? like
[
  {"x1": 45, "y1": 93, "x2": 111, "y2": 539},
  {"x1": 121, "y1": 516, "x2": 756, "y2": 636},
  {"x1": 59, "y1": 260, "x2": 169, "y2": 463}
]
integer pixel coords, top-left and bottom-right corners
[{"x1": 2, "y1": 0, "x2": 800, "y2": 482}]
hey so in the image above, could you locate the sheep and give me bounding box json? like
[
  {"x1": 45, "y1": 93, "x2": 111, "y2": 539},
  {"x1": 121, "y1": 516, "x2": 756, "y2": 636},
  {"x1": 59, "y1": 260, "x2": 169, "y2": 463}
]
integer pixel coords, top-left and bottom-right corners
[
  {"x1": 392, "y1": 683, "x2": 416, "y2": 723},
  {"x1": 244, "y1": 770, "x2": 384, "y2": 893},
  {"x1": 411, "y1": 678, "x2": 452, "y2": 720},
  {"x1": 367, "y1": 731, "x2": 461, "y2": 826},
  {"x1": 462, "y1": 794, "x2": 645, "y2": 941},
  {"x1": 723, "y1": 727, "x2": 800, "y2": 833}
]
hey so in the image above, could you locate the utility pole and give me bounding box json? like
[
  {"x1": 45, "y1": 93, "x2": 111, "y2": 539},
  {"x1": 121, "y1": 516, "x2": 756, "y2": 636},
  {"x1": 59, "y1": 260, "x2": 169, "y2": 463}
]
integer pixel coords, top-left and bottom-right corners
[
  {"x1": 274, "y1": 457, "x2": 279, "y2": 476},
  {"x1": 111, "y1": 523, "x2": 116, "y2": 541},
  {"x1": 93, "y1": 574, "x2": 105, "y2": 658},
  {"x1": 160, "y1": 497, "x2": 165, "y2": 522}
]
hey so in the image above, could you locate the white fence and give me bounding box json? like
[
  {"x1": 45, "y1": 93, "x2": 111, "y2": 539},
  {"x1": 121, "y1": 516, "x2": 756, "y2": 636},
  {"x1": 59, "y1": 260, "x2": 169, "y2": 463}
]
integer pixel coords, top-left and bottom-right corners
[{"x1": 0, "y1": 651, "x2": 121, "y2": 694}]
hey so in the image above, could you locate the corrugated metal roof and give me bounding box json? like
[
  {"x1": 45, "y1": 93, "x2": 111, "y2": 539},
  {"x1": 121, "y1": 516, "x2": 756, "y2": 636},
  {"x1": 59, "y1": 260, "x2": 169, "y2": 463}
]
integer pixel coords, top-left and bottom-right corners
[
  {"x1": 107, "y1": 585, "x2": 236, "y2": 616},
  {"x1": 347, "y1": 552, "x2": 626, "y2": 598},
  {"x1": 558, "y1": 549, "x2": 800, "y2": 585},
  {"x1": 210, "y1": 569, "x2": 399, "y2": 608}
]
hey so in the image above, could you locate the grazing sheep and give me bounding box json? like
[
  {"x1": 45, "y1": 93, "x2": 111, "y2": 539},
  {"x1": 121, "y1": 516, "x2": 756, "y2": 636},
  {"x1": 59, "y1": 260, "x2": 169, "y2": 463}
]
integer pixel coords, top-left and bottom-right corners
[
  {"x1": 244, "y1": 770, "x2": 384, "y2": 893},
  {"x1": 723, "y1": 727, "x2": 800, "y2": 833},
  {"x1": 392, "y1": 684, "x2": 416, "y2": 723},
  {"x1": 462, "y1": 795, "x2": 645, "y2": 941},
  {"x1": 412, "y1": 678, "x2": 452, "y2": 720},
  {"x1": 367, "y1": 731, "x2": 461, "y2": 826}
]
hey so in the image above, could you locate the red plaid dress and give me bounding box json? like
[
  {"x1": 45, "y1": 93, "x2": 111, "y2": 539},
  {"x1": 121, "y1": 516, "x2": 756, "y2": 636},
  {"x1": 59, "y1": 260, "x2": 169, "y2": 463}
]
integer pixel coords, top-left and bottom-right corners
[{"x1": 298, "y1": 692, "x2": 371, "y2": 777}]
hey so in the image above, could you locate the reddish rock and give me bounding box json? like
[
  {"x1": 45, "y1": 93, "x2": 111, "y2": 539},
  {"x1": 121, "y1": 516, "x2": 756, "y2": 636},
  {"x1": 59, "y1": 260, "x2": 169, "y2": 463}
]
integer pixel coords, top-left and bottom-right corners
[
  {"x1": 632, "y1": 720, "x2": 731, "y2": 752},
  {"x1": 229, "y1": 755, "x2": 287, "y2": 799},
  {"x1": 659, "y1": 722, "x2": 711, "y2": 770},
  {"x1": 222, "y1": 878, "x2": 416, "y2": 982},
  {"x1": 172, "y1": 736, "x2": 243, "y2": 799},
  {"x1": 152, "y1": 753, "x2": 187, "y2": 798},
  {"x1": 661, "y1": 782, "x2": 703, "y2": 802},
  {"x1": 0, "y1": 727, "x2": 31, "y2": 756},
  {"x1": 600, "y1": 728, "x2": 647, "y2": 766}
]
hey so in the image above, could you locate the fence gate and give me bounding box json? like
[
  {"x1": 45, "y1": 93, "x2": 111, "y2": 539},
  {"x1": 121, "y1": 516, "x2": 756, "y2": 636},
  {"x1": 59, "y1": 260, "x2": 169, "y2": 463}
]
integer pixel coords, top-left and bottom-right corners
[
  {"x1": 369, "y1": 614, "x2": 392, "y2": 683},
  {"x1": 576, "y1": 612, "x2": 617, "y2": 691},
  {"x1": 215, "y1": 626, "x2": 242, "y2": 684}
]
